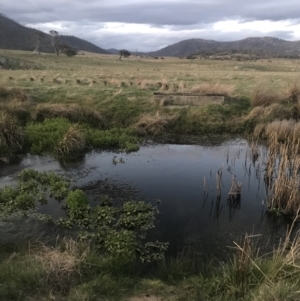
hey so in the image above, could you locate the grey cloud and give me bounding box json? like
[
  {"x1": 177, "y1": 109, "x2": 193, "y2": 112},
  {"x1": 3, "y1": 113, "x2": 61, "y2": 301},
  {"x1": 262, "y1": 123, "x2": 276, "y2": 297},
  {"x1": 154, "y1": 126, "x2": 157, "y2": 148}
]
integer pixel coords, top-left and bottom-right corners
[
  {"x1": 2, "y1": 0, "x2": 300, "y2": 25},
  {"x1": 1, "y1": 0, "x2": 300, "y2": 51}
]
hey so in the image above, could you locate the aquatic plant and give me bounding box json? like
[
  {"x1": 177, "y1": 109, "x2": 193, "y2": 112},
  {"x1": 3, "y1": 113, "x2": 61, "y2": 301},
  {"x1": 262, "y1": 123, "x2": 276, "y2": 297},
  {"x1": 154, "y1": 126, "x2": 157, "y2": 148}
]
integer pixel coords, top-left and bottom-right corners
[
  {"x1": 0, "y1": 169, "x2": 69, "y2": 216},
  {"x1": 0, "y1": 169, "x2": 167, "y2": 263},
  {"x1": 60, "y1": 197, "x2": 166, "y2": 262}
]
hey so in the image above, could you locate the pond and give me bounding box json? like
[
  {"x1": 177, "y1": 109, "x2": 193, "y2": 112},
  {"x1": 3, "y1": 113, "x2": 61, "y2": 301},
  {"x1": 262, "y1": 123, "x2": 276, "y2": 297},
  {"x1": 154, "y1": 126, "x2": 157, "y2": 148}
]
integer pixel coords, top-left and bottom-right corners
[{"x1": 0, "y1": 138, "x2": 296, "y2": 260}]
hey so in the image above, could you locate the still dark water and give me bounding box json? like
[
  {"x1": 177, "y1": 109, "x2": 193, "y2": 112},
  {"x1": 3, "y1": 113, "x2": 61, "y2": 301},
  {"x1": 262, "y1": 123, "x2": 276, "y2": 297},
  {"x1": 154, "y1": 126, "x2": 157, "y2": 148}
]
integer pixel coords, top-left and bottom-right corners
[{"x1": 0, "y1": 139, "x2": 294, "y2": 260}]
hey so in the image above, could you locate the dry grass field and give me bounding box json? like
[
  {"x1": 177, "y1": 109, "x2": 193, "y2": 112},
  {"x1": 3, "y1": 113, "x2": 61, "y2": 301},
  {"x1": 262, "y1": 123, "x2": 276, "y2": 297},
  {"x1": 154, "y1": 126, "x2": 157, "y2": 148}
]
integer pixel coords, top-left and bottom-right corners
[
  {"x1": 1, "y1": 49, "x2": 300, "y2": 139},
  {"x1": 1, "y1": 50, "x2": 300, "y2": 96}
]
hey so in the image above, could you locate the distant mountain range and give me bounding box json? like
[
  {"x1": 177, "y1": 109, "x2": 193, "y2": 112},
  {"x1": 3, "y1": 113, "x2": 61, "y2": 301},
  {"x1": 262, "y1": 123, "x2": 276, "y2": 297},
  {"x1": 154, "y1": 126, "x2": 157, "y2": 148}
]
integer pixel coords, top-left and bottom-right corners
[
  {"x1": 1, "y1": 13, "x2": 300, "y2": 58},
  {"x1": 0, "y1": 13, "x2": 109, "y2": 54},
  {"x1": 148, "y1": 37, "x2": 300, "y2": 58}
]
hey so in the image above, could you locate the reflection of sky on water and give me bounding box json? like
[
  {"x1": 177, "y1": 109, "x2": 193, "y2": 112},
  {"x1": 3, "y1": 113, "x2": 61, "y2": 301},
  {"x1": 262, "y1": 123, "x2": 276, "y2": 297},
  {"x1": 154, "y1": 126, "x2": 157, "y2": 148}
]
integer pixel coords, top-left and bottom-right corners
[{"x1": 0, "y1": 139, "x2": 294, "y2": 260}]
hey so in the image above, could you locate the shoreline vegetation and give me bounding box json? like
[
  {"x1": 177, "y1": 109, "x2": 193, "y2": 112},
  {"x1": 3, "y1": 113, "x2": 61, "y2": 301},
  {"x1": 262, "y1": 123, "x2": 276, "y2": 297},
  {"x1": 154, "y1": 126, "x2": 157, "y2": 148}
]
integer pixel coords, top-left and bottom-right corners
[{"x1": 1, "y1": 50, "x2": 300, "y2": 300}]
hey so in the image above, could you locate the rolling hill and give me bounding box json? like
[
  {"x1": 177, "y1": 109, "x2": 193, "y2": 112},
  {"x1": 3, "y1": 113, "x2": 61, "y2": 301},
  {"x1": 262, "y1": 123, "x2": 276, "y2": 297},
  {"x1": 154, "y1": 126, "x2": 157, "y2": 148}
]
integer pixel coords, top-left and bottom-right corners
[
  {"x1": 149, "y1": 37, "x2": 300, "y2": 58},
  {"x1": 0, "y1": 13, "x2": 109, "y2": 54}
]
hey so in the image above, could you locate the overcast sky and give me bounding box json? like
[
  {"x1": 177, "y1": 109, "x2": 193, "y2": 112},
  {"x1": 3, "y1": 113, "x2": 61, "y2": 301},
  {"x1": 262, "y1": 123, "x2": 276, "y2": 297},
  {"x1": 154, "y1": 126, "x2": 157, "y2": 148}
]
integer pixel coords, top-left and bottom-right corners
[{"x1": 2, "y1": 0, "x2": 300, "y2": 52}]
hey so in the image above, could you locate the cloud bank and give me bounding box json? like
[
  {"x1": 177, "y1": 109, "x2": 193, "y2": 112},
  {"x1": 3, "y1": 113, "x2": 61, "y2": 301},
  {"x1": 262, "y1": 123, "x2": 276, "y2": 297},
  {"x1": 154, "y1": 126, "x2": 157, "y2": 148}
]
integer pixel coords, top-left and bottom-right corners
[{"x1": 2, "y1": 0, "x2": 300, "y2": 51}]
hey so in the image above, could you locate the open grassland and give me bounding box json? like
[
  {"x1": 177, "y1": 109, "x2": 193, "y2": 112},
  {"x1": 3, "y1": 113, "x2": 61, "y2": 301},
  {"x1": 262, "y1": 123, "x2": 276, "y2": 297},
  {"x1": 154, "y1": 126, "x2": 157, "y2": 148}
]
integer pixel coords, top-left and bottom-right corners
[
  {"x1": 1, "y1": 50, "x2": 300, "y2": 134},
  {"x1": 1, "y1": 49, "x2": 300, "y2": 162}
]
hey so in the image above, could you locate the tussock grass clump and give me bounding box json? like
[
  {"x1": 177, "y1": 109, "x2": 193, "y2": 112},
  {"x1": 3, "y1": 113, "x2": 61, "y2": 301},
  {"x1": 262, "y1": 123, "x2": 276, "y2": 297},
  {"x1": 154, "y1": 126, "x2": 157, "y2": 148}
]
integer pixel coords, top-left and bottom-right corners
[
  {"x1": 210, "y1": 232, "x2": 300, "y2": 300},
  {"x1": 109, "y1": 79, "x2": 127, "y2": 87},
  {"x1": 265, "y1": 120, "x2": 299, "y2": 141},
  {"x1": 284, "y1": 82, "x2": 300, "y2": 103},
  {"x1": 0, "y1": 111, "x2": 23, "y2": 150},
  {"x1": 33, "y1": 239, "x2": 88, "y2": 293},
  {"x1": 139, "y1": 79, "x2": 162, "y2": 90},
  {"x1": 246, "y1": 103, "x2": 293, "y2": 124},
  {"x1": 56, "y1": 125, "x2": 86, "y2": 159},
  {"x1": 190, "y1": 82, "x2": 235, "y2": 97},
  {"x1": 0, "y1": 85, "x2": 10, "y2": 98},
  {"x1": 34, "y1": 103, "x2": 106, "y2": 128},
  {"x1": 0, "y1": 85, "x2": 27, "y2": 102},
  {"x1": 251, "y1": 86, "x2": 282, "y2": 107},
  {"x1": 134, "y1": 112, "x2": 174, "y2": 136},
  {"x1": 254, "y1": 119, "x2": 300, "y2": 141}
]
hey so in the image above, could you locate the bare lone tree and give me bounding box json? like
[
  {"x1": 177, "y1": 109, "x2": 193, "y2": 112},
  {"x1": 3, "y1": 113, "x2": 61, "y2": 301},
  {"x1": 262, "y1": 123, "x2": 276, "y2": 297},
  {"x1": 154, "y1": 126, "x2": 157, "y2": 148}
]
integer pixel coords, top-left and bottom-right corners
[
  {"x1": 33, "y1": 31, "x2": 44, "y2": 54},
  {"x1": 49, "y1": 30, "x2": 60, "y2": 55},
  {"x1": 119, "y1": 49, "x2": 131, "y2": 60}
]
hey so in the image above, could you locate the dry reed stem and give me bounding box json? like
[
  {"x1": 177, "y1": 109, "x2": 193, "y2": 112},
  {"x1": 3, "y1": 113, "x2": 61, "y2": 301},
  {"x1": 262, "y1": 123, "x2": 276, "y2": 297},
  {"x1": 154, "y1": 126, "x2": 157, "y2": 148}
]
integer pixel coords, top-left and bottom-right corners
[
  {"x1": 233, "y1": 235, "x2": 273, "y2": 286},
  {"x1": 229, "y1": 175, "x2": 242, "y2": 195},
  {"x1": 265, "y1": 135, "x2": 300, "y2": 215}
]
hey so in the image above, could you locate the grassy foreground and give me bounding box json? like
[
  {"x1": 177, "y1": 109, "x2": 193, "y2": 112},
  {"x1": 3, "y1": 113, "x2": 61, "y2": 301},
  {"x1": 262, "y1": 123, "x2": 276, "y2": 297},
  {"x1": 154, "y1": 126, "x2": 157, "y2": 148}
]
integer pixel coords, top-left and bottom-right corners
[{"x1": 1, "y1": 233, "x2": 300, "y2": 301}]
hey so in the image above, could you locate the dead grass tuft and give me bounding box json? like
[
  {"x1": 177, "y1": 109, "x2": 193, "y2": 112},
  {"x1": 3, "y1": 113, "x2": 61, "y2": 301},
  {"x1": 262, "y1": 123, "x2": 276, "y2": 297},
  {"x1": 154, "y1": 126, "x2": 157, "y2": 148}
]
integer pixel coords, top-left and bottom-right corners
[
  {"x1": 253, "y1": 123, "x2": 266, "y2": 139},
  {"x1": 0, "y1": 111, "x2": 23, "y2": 149},
  {"x1": 33, "y1": 238, "x2": 88, "y2": 293},
  {"x1": 34, "y1": 103, "x2": 106, "y2": 127},
  {"x1": 52, "y1": 78, "x2": 63, "y2": 84},
  {"x1": 284, "y1": 82, "x2": 300, "y2": 103},
  {"x1": 159, "y1": 83, "x2": 169, "y2": 92},
  {"x1": 265, "y1": 120, "x2": 297, "y2": 141},
  {"x1": 0, "y1": 85, "x2": 28, "y2": 102},
  {"x1": 190, "y1": 82, "x2": 235, "y2": 96},
  {"x1": 246, "y1": 103, "x2": 293, "y2": 124},
  {"x1": 254, "y1": 120, "x2": 300, "y2": 141},
  {"x1": 56, "y1": 125, "x2": 86, "y2": 159},
  {"x1": 251, "y1": 86, "x2": 282, "y2": 107},
  {"x1": 134, "y1": 112, "x2": 174, "y2": 136}
]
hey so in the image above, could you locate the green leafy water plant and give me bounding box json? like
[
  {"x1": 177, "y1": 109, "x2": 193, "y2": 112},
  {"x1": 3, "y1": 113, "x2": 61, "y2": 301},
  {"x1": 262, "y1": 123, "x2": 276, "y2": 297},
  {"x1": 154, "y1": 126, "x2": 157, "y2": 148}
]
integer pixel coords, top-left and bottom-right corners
[
  {"x1": 0, "y1": 169, "x2": 167, "y2": 263},
  {"x1": 0, "y1": 169, "x2": 70, "y2": 216},
  {"x1": 61, "y1": 196, "x2": 167, "y2": 262}
]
